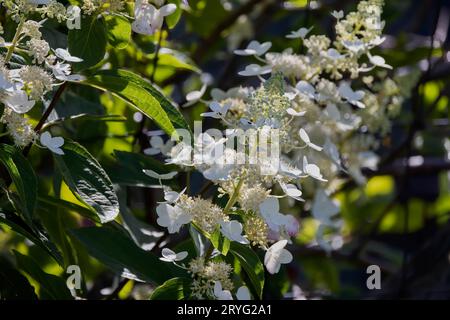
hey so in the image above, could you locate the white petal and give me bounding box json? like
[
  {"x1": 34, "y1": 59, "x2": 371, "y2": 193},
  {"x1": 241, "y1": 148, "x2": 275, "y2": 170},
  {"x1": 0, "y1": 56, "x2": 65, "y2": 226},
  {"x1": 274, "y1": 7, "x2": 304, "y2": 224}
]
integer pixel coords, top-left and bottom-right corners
[
  {"x1": 259, "y1": 197, "x2": 279, "y2": 216},
  {"x1": 143, "y1": 169, "x2": 178, "y2": 180},
  {"x1": 160, "y1": 3, "x2": 177, "y2": 16},
  {"x1": 236, "y1": 286, "x2": 251, "y2": 300},
  {"x1": 175, "y1": 251, "x2": 188, "y2": 261},
  {"x1": 286, "y1": 108, "x2": 306, "y2": 116}
]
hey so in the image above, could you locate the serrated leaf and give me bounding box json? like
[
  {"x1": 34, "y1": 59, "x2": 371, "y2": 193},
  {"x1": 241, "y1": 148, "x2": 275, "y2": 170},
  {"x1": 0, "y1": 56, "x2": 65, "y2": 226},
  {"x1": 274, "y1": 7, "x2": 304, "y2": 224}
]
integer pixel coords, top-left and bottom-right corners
[
  {"x1": 230, "y1": 242, "x2": 265, "y2": 299},
  {"x1": 150, "y1": 277, "x2": 191, "y2": 300},
  {"x1": 70, "y1": 226, "x2": 185, "y2": 284},
  {"x1": 68, "y1": 15, "x2": 107, "y2": 70},
  {"x1": 82, "y1": 69, "x2": 190, "y2": 136},
  {"x1": 53, "y1": 140, "x2": 119, "y2": 224}
]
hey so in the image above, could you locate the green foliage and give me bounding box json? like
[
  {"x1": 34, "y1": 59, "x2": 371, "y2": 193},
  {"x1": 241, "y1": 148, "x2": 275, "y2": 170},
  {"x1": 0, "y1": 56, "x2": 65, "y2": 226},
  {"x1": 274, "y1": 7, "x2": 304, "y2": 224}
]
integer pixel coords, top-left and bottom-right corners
[
  {"x1": 70, "y1": 226, "x2": 186, "y2": 284},
  {"x1": 150, "y1": 277, "x2": 192, "y2": 300},
  {"x1": 53, "y1": 140, "x2": 119, "y2": 224},
  {"x1": 104, "y1": 15, "x2": 131, "y2": 50},
  {"x1": 82, "y1": 69, "x2": 190, "y2": 136},
  {"x1": 229, "y1": 243, "x2": 265, "y2": 299},
  {"x1": 68, "y1": 15, "x2": 107, "y2": 70},
  {"x1": 13, "y1": 251, "x2": 72, "y2": 300},
  {"x1": 0, "y1": 144, "x2": 37, "y2": 223}
]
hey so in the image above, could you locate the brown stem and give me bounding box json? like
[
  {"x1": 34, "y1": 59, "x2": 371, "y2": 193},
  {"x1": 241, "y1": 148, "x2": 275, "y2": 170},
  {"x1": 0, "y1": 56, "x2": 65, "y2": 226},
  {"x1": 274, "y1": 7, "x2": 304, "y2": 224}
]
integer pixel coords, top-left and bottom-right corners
[{"x1": 22, "y1": 82, "x2": 68, "y2": 157}]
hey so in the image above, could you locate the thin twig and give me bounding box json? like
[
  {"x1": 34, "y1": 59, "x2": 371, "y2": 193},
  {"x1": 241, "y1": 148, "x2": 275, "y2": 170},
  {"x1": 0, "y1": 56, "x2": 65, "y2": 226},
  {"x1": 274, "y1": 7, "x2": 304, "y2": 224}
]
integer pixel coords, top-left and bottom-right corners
[{"x1": 22, "y1": 82, "x2": 68, "y2": 158}]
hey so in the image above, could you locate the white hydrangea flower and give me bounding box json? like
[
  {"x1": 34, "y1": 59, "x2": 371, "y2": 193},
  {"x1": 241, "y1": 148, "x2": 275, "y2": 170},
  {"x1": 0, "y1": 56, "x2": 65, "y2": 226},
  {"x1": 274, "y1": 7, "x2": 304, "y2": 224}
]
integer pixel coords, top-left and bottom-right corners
[
  {"x1": 201, "y1": 101, "x2": 230, "y2": 119},
  {"x1": 238, "y1": 64, "x2": 271, "y2": 77},
  {"x1": 302, "y1": 156, "x2": 327, "y2": 182},
  {"x1": 220, "y1": 220, "x2": 249, "y2": 244},
  {"x1": 298, "y1": 128, "x2": 323, "y2": 151},
  {"x1": 132, "y1": 1, "x2": 177, "y2": 35},
  {"x1": 286, "y1": 27, "x2": 312, "y2": 39},
  {"x1": 40, "y1": 131, "x2": 65, "y2": 155},
  {"x1": 234, "y1": 41, "x2": 272, "y2": 56},
  {"x1": 264, "y1": 240, "x2": 293, "y2": 274},
  {"x1": 156, "y1": 203, "x2": 191, "y2": 233},
  {"x1": 159, "y1": 248, "x2": 188, "y2": 262}
]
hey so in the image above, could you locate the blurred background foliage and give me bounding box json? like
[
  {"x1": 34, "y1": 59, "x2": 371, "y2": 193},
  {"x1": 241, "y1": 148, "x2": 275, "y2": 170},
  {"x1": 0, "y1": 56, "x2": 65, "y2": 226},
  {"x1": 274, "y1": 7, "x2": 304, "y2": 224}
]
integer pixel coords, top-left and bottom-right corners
[{"x1": 1, "y1": 0, "x2": 450, "y2": 300}]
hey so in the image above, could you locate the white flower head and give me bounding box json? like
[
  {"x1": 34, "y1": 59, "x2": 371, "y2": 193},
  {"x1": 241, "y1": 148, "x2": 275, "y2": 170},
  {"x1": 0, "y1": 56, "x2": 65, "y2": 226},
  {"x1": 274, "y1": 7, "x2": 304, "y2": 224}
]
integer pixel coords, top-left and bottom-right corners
[
  {"x1": 331, "y1": 10, "x2": 344, "y2": 19},
  {"x1": 40, "y1": 131, "x2": 65, "y2": 155},
  {"x1": 264, "y1": 240, "x2": 293, "y2": 274},
  {"x1": 299, "y1": 128, "x2": 323, "y2": 151},
  {"x1": 234, "y1": 41, "x2": 272, "y2": 56},
  {"x1": 302, "y1": 156, "x2": 327, "y2": 182},
  {"x1": 201, "y1": 101, "x2": 230, "y2": 119},
  {"x1": 238, "y1": 64, "x2": 271, "y2": 77},
  {"x1": 159, "y1": 248, "x2": 188, "y2": 262},
  {"x1": 286, "y1": 27, "x2": 312, "y2": 39},
  {"x1": 132, "y1": 1, "x2": 177, "y2": 35},
  {"x1": 156, "y1": 203, "x2": 191, "y2": 234},
  {"x1": 220, "y1": 220, "x2": 249, "y2": 244},
  {"x1": 279, "y1": 181, "x2": 304, "y2": 202}
]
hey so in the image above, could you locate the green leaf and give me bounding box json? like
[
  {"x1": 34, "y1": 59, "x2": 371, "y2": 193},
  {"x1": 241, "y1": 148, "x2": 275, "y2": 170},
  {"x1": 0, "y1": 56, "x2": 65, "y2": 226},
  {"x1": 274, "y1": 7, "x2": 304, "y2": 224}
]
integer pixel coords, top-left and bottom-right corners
[
  {"x1": 68, "y1": 15, "x2": 107, "y2": 70},
  {"x1": 149, "y1": 51, "x2": 200, "y2": 73},
  {"x1": 104, "y1": 14, "x2": 131, "y2": 50},
  {"x1": 108, "y1": 150, "x2": 178, "y2": 188},
  {"x1": 166, "y1": 0, "x2": 182, "y2": 29},
  {"x1": 230, "y1": 242, "x2": 265, "y2": 299},
  {"x1": 0, "y1": 256, "x2": 38, "y2": 300},
  {"x1": 38, "y1": 195, "x2": 100, "y2": 223},
  {"x1": 0, "y1": 210, "x2": 63, "y2": 265},
  {"x1": 71, "y1": 226, "x2": 185, "y2": 284},
  {"x1": 210, "y1": 228, "x2": 230, "y2": 256},
  {"x1": 82, "y1": 69, "x2": 190, "y2": 136},
  {"x1": 150, "y1": 277, "x2": 192, "y2": 300},
  {"x1": 13, "y1": 251, "x2": 72, "y2": 300},
  {"x1": 0, "y1": 144, "x2": 37, "y2": 223},
  {"x1": 53, "y1": 140, "x2": 119, "y2": 224}
]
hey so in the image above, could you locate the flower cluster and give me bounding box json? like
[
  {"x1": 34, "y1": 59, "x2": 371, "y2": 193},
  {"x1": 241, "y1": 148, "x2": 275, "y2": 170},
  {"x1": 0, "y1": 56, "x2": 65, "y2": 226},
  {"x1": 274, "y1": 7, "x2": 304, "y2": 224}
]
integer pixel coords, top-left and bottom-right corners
[
  {"x1": 0, "y1": 1, "x2": 83, "y2": 153},
  {"x1": 188, "y1": 258, "x2": 234, "y2": 299},
  {"x1": 150, "y1": 0, "x2": 406, "y2": 299}
]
